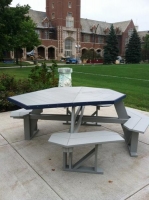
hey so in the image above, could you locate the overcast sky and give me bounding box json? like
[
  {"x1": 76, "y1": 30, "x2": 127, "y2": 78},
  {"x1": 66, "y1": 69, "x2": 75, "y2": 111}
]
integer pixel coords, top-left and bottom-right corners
[{"x1": 11, "y1": 0, "x2": 149, "y2": 31}]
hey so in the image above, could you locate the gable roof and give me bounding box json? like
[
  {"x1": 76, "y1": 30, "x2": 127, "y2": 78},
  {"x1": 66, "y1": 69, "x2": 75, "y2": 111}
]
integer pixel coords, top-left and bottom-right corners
[
  {"x1": 80, "y1": 18, "x2": 132, "y2": 35},
  {"x1": 29, "y1": 9, "x2": 48, "y2": 28}
]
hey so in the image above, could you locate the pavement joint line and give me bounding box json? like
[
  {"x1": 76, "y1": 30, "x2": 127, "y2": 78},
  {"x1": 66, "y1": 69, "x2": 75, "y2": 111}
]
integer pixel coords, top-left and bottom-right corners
[
  {"x1": 1, "y1": 133, "x2": 64, "y2": 200},
  {"x1": 74, "y1": 71, "x2": 149, "y2": 82},
  {"x1": 124, "y1": 183, "x2": 149, "y2": 199}
]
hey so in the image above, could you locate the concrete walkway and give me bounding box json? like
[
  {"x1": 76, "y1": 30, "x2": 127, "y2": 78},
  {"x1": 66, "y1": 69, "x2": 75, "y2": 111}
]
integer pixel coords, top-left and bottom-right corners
[{"x1": 0, "y1": 106, "x2": 149, "y2": 200}]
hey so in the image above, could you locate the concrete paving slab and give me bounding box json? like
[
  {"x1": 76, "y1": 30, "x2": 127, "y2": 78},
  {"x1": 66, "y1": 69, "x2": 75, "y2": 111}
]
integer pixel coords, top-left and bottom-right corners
[
  {"x1": 0, "y1": 144, "x2": 62, "y2": 200},
  {"x1": 126, "y1": 185, "x2": 149, "y2": 199},
  {"x1": 0, "y1": 134, "x2": 8, "y2": 146},
  {"x1": 1, "y1": 106, "x2": 149, "y2": 200},
  {"x1": 11, "y1": 131, "x2": 149, "y2": 200}
]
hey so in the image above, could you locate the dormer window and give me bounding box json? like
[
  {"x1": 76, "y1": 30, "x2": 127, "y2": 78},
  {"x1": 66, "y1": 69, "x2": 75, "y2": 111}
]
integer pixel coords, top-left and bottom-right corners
[
  {"x1": 68, "y1": 2, "x2": 72, "y2": 8},
  {"x1": 44, "y1": 22, "x2": 49, "y2": 28}
]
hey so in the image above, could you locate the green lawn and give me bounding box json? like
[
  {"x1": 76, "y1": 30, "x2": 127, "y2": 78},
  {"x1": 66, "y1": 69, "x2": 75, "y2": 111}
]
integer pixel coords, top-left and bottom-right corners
[
  {"x1": 1, "y1": 63, "x2": 149, "y2": 111},
  {"x1": 0, "y1": 61, "x2": 33, "y2": 68},
  {"x1": 0, "y1": 67, "x2": 34, "y2": 79}
]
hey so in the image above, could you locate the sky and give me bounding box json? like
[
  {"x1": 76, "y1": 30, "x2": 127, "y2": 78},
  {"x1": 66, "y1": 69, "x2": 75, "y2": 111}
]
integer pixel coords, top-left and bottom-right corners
[{"x1": 10, "y1": 0, "x2": 149, "y2": 31}]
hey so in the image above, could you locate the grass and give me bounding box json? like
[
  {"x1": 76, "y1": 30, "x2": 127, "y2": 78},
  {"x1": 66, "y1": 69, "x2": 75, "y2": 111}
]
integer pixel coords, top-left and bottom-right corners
[
  {"x1": 0, "y1": 67, "x2": 34, "y2": 79},
  {"x1": 0, "y1": 63, "x2": 149, "y2": 111},
  {"x1": 0, "y1": 61, "x2": 33, "y2": 68}
]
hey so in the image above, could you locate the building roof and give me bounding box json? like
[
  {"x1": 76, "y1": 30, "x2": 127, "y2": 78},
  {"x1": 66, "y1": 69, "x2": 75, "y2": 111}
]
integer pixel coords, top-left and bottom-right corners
[
  {"x1": 80, "y1": 18, "x2": 131, "y2": 35},
  {"x1": 138, "y1": 31, "x2": 149, "y2": 42},
  {"x1": 28, "y1": 9, "x2": 132, "y2": 34},
  {"x1": 29, "y1": 9, "x2": 47, "y2": 28}
]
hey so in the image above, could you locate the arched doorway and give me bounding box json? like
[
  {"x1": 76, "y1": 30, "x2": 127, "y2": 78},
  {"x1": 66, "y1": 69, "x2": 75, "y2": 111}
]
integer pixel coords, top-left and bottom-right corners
[
  {"x1": 37, "y1": 46, "x2": 45, "y2": 59},
  {"x1": 26, "y1": 48, "x2": 34, "y2": 61},
  {"x1": 82, "y1": 48, "x2": 88, "y2": 56},
  {"x1": 14, "y1": 48, "x2": 23, "y2": 59},
  {"x1": 48, "y1": 47, "x2": 55, "y2": 59}
]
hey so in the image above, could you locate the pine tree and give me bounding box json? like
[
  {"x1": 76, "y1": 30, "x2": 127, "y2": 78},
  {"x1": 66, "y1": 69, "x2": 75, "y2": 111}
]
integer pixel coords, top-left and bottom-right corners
[
  {"x1": 141, "y1": 34, "x2": 149, "y2": 62},
  {"x1": 125, "y1": 29, "x2": 141, "y2": 63},
  {"x1": 103, "y1": 24, "x2": 119, "y2": 64}
]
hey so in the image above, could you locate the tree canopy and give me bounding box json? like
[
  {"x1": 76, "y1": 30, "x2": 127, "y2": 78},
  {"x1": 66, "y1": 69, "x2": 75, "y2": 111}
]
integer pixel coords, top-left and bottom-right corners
[
  {"x1": 125, "y1": 29, "x2": 141, "y2": 64},
  {"x1": 103, "y1": 24, "x2": 119, "y2": 64},
  {"x1": 141, "y1": 34, "x2": 149, "y2": 62},
  {"x1": 0, "y1": 0, "x2": 40, "y2": 61}
]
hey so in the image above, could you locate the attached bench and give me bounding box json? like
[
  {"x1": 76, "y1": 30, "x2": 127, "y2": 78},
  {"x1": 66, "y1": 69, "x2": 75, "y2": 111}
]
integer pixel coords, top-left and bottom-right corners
[
  {"x1": 123, "y1": 108, "x2": 149, "y2": 157},
  {"x1": 10, "y1": 108, "x2": 33, "y2": 118},
  {"x1": 49, "y1": 131, "x2": 124, "y2": 174},
  {"x1": 10, "y1": 108, "x2": 42, "y2": 140}
]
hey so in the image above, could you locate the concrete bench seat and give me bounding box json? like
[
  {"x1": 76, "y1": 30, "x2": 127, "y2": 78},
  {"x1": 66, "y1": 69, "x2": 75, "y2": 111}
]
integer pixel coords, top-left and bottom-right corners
[
  {"x1": 123, "y1": 108, "x2": 149, "y2": 157},
  {"x1": 49, "y1": 131, "x2": 124, "y2": 174},
  {"x1": 124, "y1": 108, "x2": 149, "y2": 133},
  {"x1": 10, "y1": 108, "x2": 42, "y2": 140},
  {"x1": 10, "y1": 108, "x2": 33, "y2": 118}
]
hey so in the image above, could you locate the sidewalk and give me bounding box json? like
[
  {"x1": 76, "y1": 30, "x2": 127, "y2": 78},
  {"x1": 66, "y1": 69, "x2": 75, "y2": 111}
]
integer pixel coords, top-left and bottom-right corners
[{"x1": 0, "y1": 106, "x2": 149, "y2": 200}]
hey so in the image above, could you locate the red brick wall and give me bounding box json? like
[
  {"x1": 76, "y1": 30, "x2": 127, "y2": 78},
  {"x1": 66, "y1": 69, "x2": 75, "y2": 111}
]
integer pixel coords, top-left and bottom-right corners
[
  {"x1": 41, "y1": 39, "x2": 58, "y2": 47},
  {"x1": 121, "y1": 20, "x2": 135, "y2": 56},
  {"x1": 46, "y1": 0, "x2": 80, "y2": 28}
]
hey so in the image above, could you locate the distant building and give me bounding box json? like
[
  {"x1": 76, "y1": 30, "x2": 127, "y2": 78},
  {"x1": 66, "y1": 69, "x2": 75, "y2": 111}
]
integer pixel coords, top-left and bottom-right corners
[
  {"x1": 7, "y1": 0, "x2": 148, "y2": 61},
  {"x1": 138, "y1": 31, "x2": 149, "y2": 47}
]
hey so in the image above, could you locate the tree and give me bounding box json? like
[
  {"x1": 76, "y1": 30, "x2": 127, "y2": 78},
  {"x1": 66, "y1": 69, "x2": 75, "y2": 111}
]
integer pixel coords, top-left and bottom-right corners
[
  {"x1": 81, "y1": 49, "x2": 101, "y2": 61},
  {"x1": 0, "y1": 2, "x2": 41, "y2": 63},
  {"x1": 103, "y1": 24, "x2": 119, "y2": 64},
  {"x1": 125, "y1": 29, "x2": 141, "y2": 64},
  {"x1": 0, "y1": 0, "x2": 12, "y2": 57},
  {"x1": 141, "y1": 34, "x2": 149, "y2": 62}
]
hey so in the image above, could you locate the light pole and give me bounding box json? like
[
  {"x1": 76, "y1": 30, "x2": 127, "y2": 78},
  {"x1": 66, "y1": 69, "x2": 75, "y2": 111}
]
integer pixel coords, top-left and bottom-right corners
[
  {"x1": 75, "y1": 44, "x2": 81, "y2": 63},
  {"x1": 92, "y1": 24, "x2": 99, "y2": 64}
]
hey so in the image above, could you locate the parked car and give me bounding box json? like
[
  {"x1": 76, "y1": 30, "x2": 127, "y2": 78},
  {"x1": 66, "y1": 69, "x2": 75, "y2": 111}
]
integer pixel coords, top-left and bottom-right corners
[{"x1": 66, "y1": 58, "x2": 78, "y2": 64}]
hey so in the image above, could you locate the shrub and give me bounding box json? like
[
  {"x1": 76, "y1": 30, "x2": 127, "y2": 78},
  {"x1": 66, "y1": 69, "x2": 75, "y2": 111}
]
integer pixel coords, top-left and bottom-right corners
[
  {"x1": 0, "y1": 61, "x2": 58, "y2": 112},
  {"x1": 29, "y1": 61, "x2": 58, "y2": 88}
]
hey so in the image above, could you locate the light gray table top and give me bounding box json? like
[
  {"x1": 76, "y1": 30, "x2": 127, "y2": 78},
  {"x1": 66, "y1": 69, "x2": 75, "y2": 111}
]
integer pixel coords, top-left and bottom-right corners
[{"x1": 8, "y1": 87, "x2": 126, "y2": 109}]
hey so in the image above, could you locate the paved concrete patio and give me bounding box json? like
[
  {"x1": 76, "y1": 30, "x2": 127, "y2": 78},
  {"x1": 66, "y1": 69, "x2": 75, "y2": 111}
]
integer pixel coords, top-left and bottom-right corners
[{"x1": 0, "y1": 106, "x2": 149, "y2": 200}]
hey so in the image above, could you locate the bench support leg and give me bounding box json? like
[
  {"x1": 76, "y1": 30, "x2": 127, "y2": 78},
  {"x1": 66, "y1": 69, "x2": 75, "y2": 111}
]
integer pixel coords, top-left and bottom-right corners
[
  {"x1": 24, "y1": 109, "x2": 43, "y2": 140},
  {"x1": 123, "y1": 129, "x2": 139, "y2": 157},
  {"x1": 63, "y1": 145, "x2": 103, "y2": 174}
]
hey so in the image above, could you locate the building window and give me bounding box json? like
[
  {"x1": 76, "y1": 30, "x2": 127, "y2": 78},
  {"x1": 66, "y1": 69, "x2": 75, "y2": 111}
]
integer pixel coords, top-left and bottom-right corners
[
  {"x1": 125, "y1": 38, "x2": 129, "y2": 46},
  {"x1": 51, "y1": 13, "x2": 55, "y2": 19},
  {"x1": 52, "y1": 3, "x2": 54, "y2": 8},
  {"x1": 44, "y1": 22, "x2": 49, "y2": 28},
  {"x1": 67, "y1": 12, "x2": 72, "y2": 17},
  {"x1": 128, "y1": 28, "x2": 133, "y2": 38},
  {"x1": 98, "y1": 36, "x2": 104, "y2": 43},
  {"x1": 68, "y1": 2, "x2": 72, "y2": 8},
  {"x1": 84, "y1": 34, "x2": 90, "y2": 42},
  {"x1": 45, "y1": 31, "x2": 49, "y2": 39},
  {"x1": 35, "y1": 30, "x2": 40, "y2": 38},
  {"x1": 66, "y1": 16, "x2": 74, "y2": 28},
  {"x1": 65, "y1": 39, "x2": 72, "y2": 57}
]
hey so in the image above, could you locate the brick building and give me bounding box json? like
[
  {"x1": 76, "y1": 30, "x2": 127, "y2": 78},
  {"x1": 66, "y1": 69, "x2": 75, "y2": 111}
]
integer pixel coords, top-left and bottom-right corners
[{"x1": 9, "y1": 0, "x2": 144, "y2": 61}]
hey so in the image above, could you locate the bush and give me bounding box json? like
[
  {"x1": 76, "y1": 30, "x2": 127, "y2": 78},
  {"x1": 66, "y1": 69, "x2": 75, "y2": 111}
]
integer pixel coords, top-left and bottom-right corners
[
  {"x1": 0, "y1": 73, "x2": 32, "y2": 112},
  {"x1": 0, "y1": 61, "x2": 58, "y2": 112},
  {"x1": 29, "y1": 61, "x2": 58, "y2": 88}
]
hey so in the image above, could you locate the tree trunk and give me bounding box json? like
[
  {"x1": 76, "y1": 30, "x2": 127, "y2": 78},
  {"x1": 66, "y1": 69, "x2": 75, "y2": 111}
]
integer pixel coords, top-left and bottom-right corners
[{"x1": 15, "y1": 49, "x2": 19, "y2": 65}]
